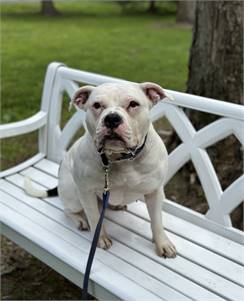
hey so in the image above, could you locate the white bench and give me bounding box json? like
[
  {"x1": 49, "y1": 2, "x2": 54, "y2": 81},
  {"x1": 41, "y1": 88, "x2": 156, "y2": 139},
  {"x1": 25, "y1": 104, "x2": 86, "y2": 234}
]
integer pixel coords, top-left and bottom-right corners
[{"x1": 1, "y1": 62, "x2": 244, "y2": 301}]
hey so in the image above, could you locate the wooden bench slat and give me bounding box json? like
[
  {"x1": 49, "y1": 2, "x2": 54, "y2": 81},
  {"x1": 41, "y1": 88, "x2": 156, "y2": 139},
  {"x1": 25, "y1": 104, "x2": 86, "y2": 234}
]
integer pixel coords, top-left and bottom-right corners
[
  {"x1": 20, "y1": 164, "x2": 244, "y2": 273},
  {"x1": 0, "y1": 187, "x2": 193, "y2": 301},
  {"x1": 105, "y1": 221, "x2": 244, "y2": 300},
  {"x1": 105, "y1": 211, "x2": 244, "y2": 287},
  {"x1": 21, "y1": 166, "x2": 58, "y2": 188},
  {"x1": 16, "y1": 166, "x2": 244, "y2": 288},
  {"x1": 33, "y1": 159, "x2": 244, "y2": 265},
  {"x1": 128, "y1": 202, "x2": 244, "y2": 266},
  {"x1": 1, "y1": 177, "x2": 243, "y2": 301},
  {"x1": 126, "y1": 204, "x2": 244, "y2": 279},
  {"x1": 0, "y1": 198, "x2": 162, "y2": 301},
  {"x1": 0, "y1": 178, "x2": 227, "y2": 301},
  {"x1": 104, "y1": 214, "x2": 244, "y2": 301},
  {"x1": 0, "y1": 189, "x2": 179, "y2": 301},
  {"x1": 6, "y1": 173, "x2": 64, "y2": 210},
  {"x1": 35, "y1": 158, "x2": 60, "y2": 177},
  {"x1": 12, "y1": 168, "x2": 244, "y2": 288}
]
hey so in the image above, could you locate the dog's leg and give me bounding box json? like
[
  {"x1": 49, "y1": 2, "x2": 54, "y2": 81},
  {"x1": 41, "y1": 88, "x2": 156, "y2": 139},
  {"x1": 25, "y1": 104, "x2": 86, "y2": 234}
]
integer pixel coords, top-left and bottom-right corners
[
  {"x1": 58, "y1": 162, "x2": 90, "y2": 231},
  {"x1": 79, "y1": 191, "x2": 112, "y2": 250},
  {"x1": 145, "y1": 189, "x2": 176, "y2": 258},
  {"x1": 64, "y1": 209, "x2": 89, "y2": 231}
]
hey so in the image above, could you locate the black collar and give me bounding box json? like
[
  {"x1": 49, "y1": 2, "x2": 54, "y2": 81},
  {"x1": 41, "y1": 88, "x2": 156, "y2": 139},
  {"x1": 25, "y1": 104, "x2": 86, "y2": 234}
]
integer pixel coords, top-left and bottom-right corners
[{"x1": 100, "y1": 134, "x2": 148, "y2": 167}]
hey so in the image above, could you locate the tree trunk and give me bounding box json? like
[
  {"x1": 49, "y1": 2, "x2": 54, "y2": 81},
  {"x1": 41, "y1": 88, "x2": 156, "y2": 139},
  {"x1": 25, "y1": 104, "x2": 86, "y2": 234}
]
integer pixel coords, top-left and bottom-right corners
[
  {"x1": 187, "y1": 1, "x2": 243, "y2": 104},
  {"x1": 176, "y1": 1, "x2": 196, "y2": 24},
  {"x1": 148, "y1": 0, "x2": 157, "y2": 13},
  {"x1": 41, "y1": 0, "x2": 59, "y2": 16},
  {"x1": 186, "y1": 1, "x2": 243, "y2": 229}
]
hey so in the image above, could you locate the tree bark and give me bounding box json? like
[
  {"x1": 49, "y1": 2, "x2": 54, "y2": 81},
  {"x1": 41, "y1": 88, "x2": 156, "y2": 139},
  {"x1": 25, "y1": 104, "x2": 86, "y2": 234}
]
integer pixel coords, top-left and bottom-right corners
[
  {"x1": 176, "y1": 1, "x2": 196, "y2": 24},
  {"x1": 186, "y1": 1, "x2": 243, "y2": 229},
  {"x1": 187, "y1": 1, "x2": 243, "y2": 104},
  {"x1": 41, "y1": 0, "x2": 59, "y2": 16},
  {"x1": 148, "y1": 0, "x2": 157, "y2": 13}
]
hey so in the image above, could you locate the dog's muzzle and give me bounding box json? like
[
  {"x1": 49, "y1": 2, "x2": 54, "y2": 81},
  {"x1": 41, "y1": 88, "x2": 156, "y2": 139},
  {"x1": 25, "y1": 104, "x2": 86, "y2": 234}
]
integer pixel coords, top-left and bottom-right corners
[{"x1": 97, "y1": 112, "x2": 130, "y2": 153}]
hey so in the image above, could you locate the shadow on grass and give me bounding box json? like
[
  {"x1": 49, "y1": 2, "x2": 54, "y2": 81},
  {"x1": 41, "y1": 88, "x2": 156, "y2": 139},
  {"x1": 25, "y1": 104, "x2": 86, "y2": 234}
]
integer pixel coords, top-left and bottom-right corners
[
  {"x1": 1, "y1": 0, "x2": 176, "y2": 22},
  {"x1": 1, "y1": 10, "x2": 176, "y2": 20},
  {"x1": 1, "y1": 2, "x2": 177, "y2": 22}
]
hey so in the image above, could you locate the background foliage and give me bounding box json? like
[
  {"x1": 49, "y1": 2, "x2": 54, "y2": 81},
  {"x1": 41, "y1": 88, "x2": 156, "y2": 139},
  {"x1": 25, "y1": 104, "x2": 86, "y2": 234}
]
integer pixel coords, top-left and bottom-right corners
[{"x1": 1, "y1": 1, "x2": 191, "y2": 170}]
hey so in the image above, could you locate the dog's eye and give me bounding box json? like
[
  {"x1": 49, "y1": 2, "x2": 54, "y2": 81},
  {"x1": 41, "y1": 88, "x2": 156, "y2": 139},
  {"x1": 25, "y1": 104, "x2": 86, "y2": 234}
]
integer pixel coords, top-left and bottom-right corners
[
  {"x1": 129, "y1": 101, "x2": 139, "y2": 108},
  {"x1": 93, "y1": 102, "x2": 101, "y2": 109}
]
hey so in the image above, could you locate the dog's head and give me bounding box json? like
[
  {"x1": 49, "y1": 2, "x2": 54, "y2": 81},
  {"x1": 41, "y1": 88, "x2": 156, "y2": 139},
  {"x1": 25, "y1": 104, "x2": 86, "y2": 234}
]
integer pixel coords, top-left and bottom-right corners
[{"x1": 71, "y1": 82, "x2": 170, "y2": 154}]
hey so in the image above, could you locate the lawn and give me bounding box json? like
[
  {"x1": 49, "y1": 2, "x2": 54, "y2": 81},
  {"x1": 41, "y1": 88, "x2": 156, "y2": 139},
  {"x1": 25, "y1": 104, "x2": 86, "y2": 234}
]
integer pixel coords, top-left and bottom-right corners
[{"x1": 1, "y1": 1, "x2": 192, "y2": 170}]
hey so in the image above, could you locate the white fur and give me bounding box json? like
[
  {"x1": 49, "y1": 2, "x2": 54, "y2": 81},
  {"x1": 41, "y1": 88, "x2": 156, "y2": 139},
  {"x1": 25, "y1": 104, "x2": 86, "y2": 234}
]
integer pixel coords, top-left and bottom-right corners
[
  {"x1": 24, "y1": 177, "x2": 48, "y2": 198},
  {"x1": 58, "y1": 82, "x2": 177, "y2": 257}
]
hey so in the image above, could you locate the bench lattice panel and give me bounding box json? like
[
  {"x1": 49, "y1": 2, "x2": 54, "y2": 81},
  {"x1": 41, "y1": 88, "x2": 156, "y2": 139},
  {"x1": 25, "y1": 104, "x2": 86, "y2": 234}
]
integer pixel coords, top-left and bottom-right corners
[
  {"x1": 151, "y1": 103, "x2": 244, "y2": 226},
  {"x1": 45, "y1": 67, "x2": 244, "y2": 231}
]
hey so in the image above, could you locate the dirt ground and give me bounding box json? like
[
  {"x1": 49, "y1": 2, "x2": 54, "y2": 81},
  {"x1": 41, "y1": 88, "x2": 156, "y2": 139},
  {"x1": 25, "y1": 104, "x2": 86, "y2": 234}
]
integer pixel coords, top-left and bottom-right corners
[{"x1": 1, "y1": 235, "x2": 84, "y2": 300}]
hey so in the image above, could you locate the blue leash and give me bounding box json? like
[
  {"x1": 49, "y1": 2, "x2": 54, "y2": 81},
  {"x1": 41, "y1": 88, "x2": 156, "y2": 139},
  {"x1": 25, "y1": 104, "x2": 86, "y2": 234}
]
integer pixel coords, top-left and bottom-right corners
[
  {"x1": 81, "y1": 164, "x2": 110, "y2": 300},
  {"x1": 80, "y1": 137, "x2": 148, "y2": 299},
  {"x1": 81, "y1": 138, "x2": 147, "y2": 299}
]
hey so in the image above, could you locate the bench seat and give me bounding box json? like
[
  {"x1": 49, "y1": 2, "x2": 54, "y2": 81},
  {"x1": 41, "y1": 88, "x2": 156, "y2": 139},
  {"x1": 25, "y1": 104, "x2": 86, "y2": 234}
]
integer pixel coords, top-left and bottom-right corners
[{"x1": 1, "y1": 156, "x2": 243, "y2": 301}]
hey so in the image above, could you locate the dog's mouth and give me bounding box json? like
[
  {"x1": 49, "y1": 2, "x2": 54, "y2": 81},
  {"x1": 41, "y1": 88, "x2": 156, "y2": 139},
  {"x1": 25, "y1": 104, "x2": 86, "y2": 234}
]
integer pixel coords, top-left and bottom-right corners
[
  {"x1": 98, "y1": 132, "x2": 127, "y2": 153},
  {"x1": 105, "y1": 132, "x2": 125, "y2": 142}
]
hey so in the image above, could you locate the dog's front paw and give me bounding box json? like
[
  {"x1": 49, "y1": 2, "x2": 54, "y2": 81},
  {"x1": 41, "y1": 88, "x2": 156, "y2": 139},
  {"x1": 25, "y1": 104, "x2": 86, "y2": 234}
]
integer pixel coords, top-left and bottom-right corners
[
  {"x1": 97, "y1": 234, "x2": 112, "y2": 250},
  {"x1": 155, "y1": 238, "x2": 177, "y2": 258},
  {"x1": 78, "y1": 219, "x2": 90, "y2": 231}
]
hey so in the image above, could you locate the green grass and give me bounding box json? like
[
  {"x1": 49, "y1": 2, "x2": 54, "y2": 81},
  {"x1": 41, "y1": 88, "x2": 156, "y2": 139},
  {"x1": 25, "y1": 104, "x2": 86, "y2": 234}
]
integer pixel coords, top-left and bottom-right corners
[{"x1": 1, "y1": 1, "x2": 192, "y2": 170}]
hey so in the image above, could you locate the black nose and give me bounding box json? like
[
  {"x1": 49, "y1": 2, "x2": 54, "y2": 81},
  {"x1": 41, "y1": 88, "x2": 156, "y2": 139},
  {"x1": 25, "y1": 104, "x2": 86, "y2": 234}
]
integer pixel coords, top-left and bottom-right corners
[{"x1": 104, "y1": 113, "x2": 123, "y2": 129}]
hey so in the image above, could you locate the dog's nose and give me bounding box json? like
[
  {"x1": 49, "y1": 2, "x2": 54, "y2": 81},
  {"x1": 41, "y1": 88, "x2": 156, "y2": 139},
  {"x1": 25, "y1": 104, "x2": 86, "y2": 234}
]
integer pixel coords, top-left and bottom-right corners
[{"x1": 104, "y1": 113, "x2": 123, "y2": 129}]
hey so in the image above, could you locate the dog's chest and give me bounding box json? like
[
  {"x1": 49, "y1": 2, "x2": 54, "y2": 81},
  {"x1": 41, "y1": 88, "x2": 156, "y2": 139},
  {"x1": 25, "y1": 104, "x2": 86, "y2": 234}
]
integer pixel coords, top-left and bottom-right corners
[{"x1": 106, "y1": 163, "x2": 164, "y2": 205}]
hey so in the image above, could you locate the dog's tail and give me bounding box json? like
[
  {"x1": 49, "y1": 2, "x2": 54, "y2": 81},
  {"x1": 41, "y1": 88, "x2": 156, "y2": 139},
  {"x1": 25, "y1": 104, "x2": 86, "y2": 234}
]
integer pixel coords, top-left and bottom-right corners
[{"x1": 24, "y1": 177, "x2": 58, "y2": 198}]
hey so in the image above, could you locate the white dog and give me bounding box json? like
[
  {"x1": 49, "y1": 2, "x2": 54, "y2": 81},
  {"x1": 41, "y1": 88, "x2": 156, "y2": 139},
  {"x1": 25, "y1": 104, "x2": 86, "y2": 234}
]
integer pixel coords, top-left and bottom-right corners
[{"x1": 25, "y1": 81, "x2": 176, "y2": 258}]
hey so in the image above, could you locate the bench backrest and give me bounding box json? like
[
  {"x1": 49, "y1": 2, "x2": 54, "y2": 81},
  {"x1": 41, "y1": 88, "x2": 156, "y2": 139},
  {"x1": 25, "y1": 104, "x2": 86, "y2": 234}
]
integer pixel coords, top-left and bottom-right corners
[{"x1": 40, "y1": 62, "x2": 244, "y2": 244}]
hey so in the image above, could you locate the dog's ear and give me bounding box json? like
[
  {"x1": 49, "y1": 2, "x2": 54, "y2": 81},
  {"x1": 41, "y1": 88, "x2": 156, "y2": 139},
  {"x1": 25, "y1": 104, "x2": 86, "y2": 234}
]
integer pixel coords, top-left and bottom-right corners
[
  {"x1": 140, "y1": 82, "x2": 174, "y2": 105},
  {"x1": 70, "y1": 85, "x2": 95, "y2": 111}
]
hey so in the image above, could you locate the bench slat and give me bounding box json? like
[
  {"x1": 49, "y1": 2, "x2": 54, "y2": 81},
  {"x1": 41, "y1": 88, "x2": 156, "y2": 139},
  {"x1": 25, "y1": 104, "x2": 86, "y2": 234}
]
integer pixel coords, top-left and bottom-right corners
[
  {"x1": 21, "y1": 166, "x2": 58, "y2": 188},
  {"x1": 18, "y1": 166, "x2": 244, "y2": 289},
  {"x1": 33, "y1": 159, "x2": 244, "y2": 265},
  {"x1": 35, "y1": 158, "x2": 60, "y2": 177},
  {"x1": 0, "y1": 187, "x2": 194, "y2": 301},
  {"x1": 1, "y1": 178, "x2": 227, "y2": 301},
  {"x1": 0, "y1": 198, "x2": 162, "y2": 301},
  {"x1": 5, "y1": 173, "x2": 64, "y2": 210},
  {"x1": 10, "y1": 166, "x2": 244, "y2": 287},
  {"x1": 2, "y1": 176, "x2": 243, "y2": 300},
  {"x1": 104, "y1": 212, "x2": 244, "y2": 301},
  {"x1": 106, "y1": 209, "x2": 244, "y2": 287},
  {"x1": 128, "y1": 202, "x2": 244, "y2": 266}
]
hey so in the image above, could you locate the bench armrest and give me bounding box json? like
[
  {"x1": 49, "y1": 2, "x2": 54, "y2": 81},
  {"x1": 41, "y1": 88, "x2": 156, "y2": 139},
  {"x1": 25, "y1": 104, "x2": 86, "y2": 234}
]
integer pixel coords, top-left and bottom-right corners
[{"x1": 0, "y1": 111, "x2": 47, "y2": 139}]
